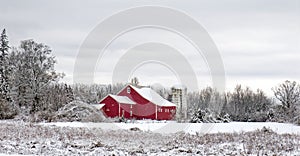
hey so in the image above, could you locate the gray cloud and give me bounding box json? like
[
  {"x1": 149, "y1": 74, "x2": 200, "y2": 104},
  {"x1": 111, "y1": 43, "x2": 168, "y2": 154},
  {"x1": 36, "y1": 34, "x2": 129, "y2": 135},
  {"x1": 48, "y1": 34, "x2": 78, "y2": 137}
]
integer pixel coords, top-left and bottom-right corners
[{"x1": 1, "y1": 0, "x2": 299, "y2": 94}]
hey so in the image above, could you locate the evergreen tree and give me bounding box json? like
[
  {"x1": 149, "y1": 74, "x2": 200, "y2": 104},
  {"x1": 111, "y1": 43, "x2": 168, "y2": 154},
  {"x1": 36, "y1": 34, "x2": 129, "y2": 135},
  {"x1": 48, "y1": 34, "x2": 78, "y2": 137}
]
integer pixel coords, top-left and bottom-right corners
[{"x1": 0, "y1": 29, "x2": 10, "y2": 101}]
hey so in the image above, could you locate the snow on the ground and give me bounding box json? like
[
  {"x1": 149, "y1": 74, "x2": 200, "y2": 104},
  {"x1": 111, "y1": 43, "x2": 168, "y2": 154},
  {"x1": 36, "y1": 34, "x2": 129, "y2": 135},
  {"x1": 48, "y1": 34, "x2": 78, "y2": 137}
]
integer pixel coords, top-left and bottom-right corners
[
  {"x1": 1, "y1": 120, "x2": 300, "y2": 155},
  {"x1": 40, "y1": 121, "x2": 300, "y2": 135}
]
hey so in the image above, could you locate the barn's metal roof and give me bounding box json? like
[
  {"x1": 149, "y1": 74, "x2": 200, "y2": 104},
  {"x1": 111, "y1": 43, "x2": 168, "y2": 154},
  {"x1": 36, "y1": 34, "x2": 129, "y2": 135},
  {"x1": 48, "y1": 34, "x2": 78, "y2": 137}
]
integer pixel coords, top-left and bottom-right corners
[{"x1": 130, "y1": 85, "x2": 177, "y2": 107}]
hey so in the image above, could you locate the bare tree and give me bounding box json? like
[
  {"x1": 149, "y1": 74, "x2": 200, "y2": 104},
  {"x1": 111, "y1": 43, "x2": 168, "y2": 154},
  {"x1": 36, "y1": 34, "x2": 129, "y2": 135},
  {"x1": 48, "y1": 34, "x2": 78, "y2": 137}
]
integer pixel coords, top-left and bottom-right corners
[
  {"x1": 130, "y1": 77, "x2": 139, "y2": 87},
  {"x1": 272, "y1": 80, "x2": 300, "y2": 110}
]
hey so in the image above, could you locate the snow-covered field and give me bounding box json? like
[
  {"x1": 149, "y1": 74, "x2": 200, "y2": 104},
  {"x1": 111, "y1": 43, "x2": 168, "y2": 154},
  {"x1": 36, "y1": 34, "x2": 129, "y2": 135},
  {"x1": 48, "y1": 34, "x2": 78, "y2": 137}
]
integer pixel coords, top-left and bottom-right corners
[
  {"x1": 1, "y1": 120, "x2": 300, "y2": 155},
  {"x1": 41, "y1": 120, "x2": 300, "y2": 135}
]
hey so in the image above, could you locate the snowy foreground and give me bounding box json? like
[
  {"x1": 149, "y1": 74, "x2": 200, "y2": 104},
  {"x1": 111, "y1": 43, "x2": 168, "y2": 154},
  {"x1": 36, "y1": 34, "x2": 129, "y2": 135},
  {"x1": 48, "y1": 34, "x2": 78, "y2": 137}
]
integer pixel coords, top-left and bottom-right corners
[
  {"x1": 41, "y1": 120, "x2": 300, "y2": 135},
  {"x1": 1, "y1": 120, "x2": 300, "y2": 155}
]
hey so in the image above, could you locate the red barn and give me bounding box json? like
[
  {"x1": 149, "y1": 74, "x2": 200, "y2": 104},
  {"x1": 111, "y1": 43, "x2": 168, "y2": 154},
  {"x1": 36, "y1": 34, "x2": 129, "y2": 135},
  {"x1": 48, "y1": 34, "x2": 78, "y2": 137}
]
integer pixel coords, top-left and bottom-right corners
[{"x1": 99, "y1": 84, "x2": 176, "y2": 120}]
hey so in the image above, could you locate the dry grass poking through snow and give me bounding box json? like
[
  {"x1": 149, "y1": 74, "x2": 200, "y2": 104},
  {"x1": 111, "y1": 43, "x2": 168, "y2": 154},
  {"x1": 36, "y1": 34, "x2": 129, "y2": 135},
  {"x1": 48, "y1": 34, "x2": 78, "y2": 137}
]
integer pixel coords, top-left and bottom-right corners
[{"x1": 0, "y1": 120, "x2": 299, "y2": 155}]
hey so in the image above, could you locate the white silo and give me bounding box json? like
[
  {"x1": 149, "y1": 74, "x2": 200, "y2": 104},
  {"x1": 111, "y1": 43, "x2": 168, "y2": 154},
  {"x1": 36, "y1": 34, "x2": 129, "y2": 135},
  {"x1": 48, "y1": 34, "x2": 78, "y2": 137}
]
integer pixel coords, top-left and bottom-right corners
[{"x1": 171, "y1": 85, "x2": 187, "y2": 120}]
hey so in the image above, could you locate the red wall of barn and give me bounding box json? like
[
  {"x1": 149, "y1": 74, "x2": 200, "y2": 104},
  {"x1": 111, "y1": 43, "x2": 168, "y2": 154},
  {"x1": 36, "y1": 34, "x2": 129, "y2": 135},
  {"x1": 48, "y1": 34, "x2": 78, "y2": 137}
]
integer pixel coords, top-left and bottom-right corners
[
  {"x1": 100, "y1": 96, "x2": 135, "y2": 119},
  {"x1": 100, "y1": 96, "x2": 119, "y2": 118},
  {"x1": 119, "y1": 104, "x2": 134, "y2": 119},
  {"x1": 156, "y1": 106, "x2": 176, "y2": 120}
]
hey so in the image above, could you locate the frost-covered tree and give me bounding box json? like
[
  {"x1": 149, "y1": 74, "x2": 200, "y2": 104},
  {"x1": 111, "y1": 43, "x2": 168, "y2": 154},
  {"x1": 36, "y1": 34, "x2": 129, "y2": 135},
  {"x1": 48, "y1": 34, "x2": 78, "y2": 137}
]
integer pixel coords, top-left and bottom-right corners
[
  {"x1": 272, "y1": 80, "x2": 300, "y2": 110},
  {"x1": 43, "y1": 83, "x2": 74, "y2": 111},
  {"x1": 231, "y1": 85, "x2": 255, "y2": 120},
  {"x1": 226, "y1": 85, "x2": 272, "y2": 121},
  {"x1": 271, "y1": 80, "x2": 300, "y2": 121},
  {"x1": 252, "y1": 89, "x2": 271, "y2": 112},
  {"x1": 10, "y1": 40, "x2": 62, "y2": 113},
  {"x1": 0, "y1": 29, "x2": 10, "y2": 101},
  {"x1": 187, "y1": 87, "x2": 226, "y2": 119}
]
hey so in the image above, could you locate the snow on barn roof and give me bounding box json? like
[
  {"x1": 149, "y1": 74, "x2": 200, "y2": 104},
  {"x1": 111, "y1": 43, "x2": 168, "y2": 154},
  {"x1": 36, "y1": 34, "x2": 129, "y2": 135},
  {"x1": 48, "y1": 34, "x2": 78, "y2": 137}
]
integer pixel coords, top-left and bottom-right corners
[
  {"x1": 130, "y1": 85, "x2": 176, "y2": 107},
  {"x1": 92, "y1": 104, "x2": 105, "y2": 109},
  {"x1": 109, "y1": 94, "x2": 136, "y2": 104}
]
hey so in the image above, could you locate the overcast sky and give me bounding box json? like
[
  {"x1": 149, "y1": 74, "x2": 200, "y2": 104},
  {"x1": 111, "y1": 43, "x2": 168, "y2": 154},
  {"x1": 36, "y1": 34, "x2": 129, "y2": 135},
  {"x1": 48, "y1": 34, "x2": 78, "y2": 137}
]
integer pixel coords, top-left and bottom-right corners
[{"x1": 1, "y1": 0, "x2": 299, "y2": 95}]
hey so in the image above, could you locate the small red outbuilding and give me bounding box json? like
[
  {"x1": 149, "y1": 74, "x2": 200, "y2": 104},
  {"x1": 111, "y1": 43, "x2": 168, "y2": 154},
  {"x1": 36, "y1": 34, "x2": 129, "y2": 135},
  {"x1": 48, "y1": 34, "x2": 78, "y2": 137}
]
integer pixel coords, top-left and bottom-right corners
[{"x1": 99, "y1": 84, "x2": 176, "y2": 120}]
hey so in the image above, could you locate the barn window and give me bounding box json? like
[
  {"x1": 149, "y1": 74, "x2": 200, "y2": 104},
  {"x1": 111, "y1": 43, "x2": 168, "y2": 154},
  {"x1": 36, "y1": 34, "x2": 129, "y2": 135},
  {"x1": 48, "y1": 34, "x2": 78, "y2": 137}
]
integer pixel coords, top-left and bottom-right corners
[
  {"x1": 127, "y1": 87, "x2": 131, "y2": 93},
  {"x1": 130, "y1": 111, "x2": 132, "y2": 116},
  {"x1": 165, "y1": 109, "x2": 169, "y2": 113}
]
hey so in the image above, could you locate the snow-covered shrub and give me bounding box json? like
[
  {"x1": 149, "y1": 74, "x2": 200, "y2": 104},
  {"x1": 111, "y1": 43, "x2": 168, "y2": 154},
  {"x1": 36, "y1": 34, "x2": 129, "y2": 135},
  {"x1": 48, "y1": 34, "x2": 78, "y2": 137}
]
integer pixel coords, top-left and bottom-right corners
[
  {"x1": 53, "y1": 100, "x2": 105, "y2": 122},
  {"x1": 29, "y1": 110, "x2": 55, "y2": 122},
  {"x1": 293, "y1": 105, "x2": 300, "y2": 125},
  {"x1": 293, "y1": 115, "x2": 300, "y2": 126},
  {"x1": 267, "y1": 105, "x2": 298, "y2": 123},
  {"x1": 190, "y1": 109, "x2": 206, "y2": 123},
  {"x1": 190, "y1": 108, "x2": 231, "y2": 123},
  {"x1": 260, "y1": 126, "x2": 274, "y2": 133},
  {"x1": 0, "y1": 100, "x2": 18, "y2": 119},
  {"x1": 129, "y1": 127, "x2": 141, "y2": 131},
  {"x1": 104, "y1": 117, "x2": 122, "y2": 123},
  {"x1": 247, "y1": 111, "x2": 270, "y2": 122},
  {"x1": 216, "y1": 113, "x2": 231, "y2": 123}
]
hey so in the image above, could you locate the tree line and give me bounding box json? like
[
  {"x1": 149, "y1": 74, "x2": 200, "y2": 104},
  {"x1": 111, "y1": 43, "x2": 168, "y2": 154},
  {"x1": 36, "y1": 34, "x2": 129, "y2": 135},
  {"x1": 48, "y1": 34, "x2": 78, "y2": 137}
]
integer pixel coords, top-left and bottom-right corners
[{"x1": 187, "y1": 80, "x2": 300, "y2": 124}]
